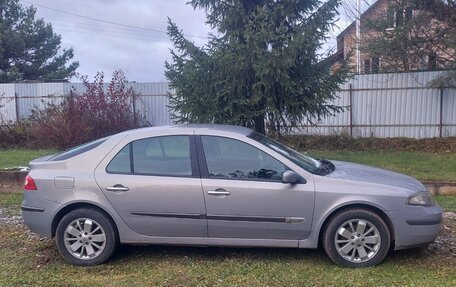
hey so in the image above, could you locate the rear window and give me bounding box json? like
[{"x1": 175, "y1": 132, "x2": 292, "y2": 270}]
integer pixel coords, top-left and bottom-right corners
[{"x1": 50, "y1": 137, "x2": 109, "y2": 161}]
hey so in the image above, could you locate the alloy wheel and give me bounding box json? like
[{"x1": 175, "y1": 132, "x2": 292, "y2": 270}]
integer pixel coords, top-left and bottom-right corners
[
  {"x1": 64, "y1": 218, "x2": 107, "y2": 260},
  {"x1": 334, "y1": 219, "x2": 381, "y2": 263}
]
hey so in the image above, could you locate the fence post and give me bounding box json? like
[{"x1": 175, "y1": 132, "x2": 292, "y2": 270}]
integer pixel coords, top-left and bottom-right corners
[
  {"x1": 14, "y1": 92, "x2": 20, "y2": 122},
  {"x1": 439, "y1": 88, "x2": 443, "y2": 138},
  {"x1": 132, "y1": 94, "x2": 137, "y2": 126},
  {"x1": 349, "y1": 83, "x2": 353, "y2": 137}
]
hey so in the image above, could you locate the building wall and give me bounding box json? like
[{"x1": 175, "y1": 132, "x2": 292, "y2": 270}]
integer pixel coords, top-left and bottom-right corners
[
  {"x1": 338, "y1": 0, "x2": 388, "y2": 71},
  {"x1": 338, "y1": 0, "x2": 454, "y2": 74}
]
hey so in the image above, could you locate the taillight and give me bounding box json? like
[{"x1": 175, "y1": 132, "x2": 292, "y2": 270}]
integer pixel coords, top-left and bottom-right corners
[{"x1": 24, "y1": 175, "x2": 37, "y2": 191}]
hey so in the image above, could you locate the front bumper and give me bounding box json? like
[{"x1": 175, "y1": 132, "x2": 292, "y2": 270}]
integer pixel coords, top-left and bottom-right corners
[
  {"x1": 21, "y1": 191, "x2": 62, "y2": 238},
  {"x1": 388, "y1": 204, "x2": 442, "y2": 250}
]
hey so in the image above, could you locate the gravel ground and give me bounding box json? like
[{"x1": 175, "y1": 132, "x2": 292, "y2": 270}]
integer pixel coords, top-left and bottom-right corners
[
  {"x1": 430, "y1": 212, "x2": 456, "y2": 258},
  {"x1": 0, "y1": 206, "x2": 22, "y2": 225}
]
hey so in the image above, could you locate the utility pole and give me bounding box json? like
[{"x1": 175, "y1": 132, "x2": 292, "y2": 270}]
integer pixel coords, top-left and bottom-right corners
[{"x1": 356, "y1": 0, "x2": 361, "y2": 74}]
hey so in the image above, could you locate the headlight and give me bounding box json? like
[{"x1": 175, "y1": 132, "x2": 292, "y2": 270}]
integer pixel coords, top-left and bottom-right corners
[{"x1": 407, "y1": 191, "x2": 435, "y2": 206}]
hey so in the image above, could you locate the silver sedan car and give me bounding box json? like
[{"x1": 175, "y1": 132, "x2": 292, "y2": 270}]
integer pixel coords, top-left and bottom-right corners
[{"x1": 22, "y1": 125, "x2": 442, "y2": 267}]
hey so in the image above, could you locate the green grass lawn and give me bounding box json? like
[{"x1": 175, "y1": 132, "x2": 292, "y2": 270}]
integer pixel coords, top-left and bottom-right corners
[
  {"x1": 0, "y1": 192, "x2": 455, "y2": 287},
  {"x1": 0, "y1": 192, "x2": 22, "y2": 205},
  {"x1": 308, "y1": 150, "x2": 456, "y2": 182},
  {"x1": 0, "y1": 149, "x2": 56, "y2": 169},
  {"x1": 436, "y1": 195, "x2": 456, "y2": 211}
]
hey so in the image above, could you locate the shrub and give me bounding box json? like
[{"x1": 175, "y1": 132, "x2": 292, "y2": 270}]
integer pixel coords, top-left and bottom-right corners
[
  {"x1": 0, "y1": 121, "x2": 31, "y2": 148},
  {"x1": 28, "y1": 70, "x2": 147, "y2": 149},
  {"x1": 280, "y1": 134, "x2": 456, "y2": 153},
  {"x1": 0, "y1": 95, "x2": 29, "y2": 148}
]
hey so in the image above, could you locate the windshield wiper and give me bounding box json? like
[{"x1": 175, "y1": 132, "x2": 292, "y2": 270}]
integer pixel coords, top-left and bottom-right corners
[{"x1": 316, "y1": 159, "x2": 335, "y2": 176}]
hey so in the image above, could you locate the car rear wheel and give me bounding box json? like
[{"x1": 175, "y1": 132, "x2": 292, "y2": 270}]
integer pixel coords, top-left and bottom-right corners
[
  {"x1": 323, "y1": 208, "x2": 390, "y2": 268},
  {"x1": 56, "y1": 208, "x2": 118, "y2": 265}
]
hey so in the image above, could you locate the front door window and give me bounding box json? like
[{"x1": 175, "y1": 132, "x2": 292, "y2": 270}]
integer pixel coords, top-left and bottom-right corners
[{"x1": 201, "y1": 136, "x2": 286, "y2": 181}]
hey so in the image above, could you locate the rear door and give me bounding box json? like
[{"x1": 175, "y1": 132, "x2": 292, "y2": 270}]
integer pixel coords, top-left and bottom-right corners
[
  {"x1": 95, "y1": 134, "x2": 207, "y2": 238},
  {"x1": 197, "y1": 135, "x2": 315, "y2": 240}
]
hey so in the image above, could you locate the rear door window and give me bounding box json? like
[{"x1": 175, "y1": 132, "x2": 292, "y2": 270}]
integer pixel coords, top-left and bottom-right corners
[{"x1": 107, "y1": 135, "x2": 192, "y2": 177}]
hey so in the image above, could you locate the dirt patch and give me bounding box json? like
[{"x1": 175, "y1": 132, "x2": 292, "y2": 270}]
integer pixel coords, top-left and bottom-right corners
[
  {"x1": 0, "y1": 184, "x2": 23, "y2": 193},
  {"x1": 0, "y1": 171, "x2": 28, "y2": 187},
  {"x1": 428, "y1": 212, "x2": 456, "y2": 259}
]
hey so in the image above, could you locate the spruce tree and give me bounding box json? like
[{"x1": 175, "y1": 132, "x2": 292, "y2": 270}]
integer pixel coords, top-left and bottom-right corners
[
  {"x1": 166, "y1": 0, "x2": 348, "y2": 134},
  {"x1": 0, "y1": 0, "x2": 79, "y2": 82}
]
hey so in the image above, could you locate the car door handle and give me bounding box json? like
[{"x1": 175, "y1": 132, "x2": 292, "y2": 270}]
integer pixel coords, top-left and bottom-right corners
[
  {"x1": 106, "y1": 185, "x2": 129, "y2": 192},
  {"x1": 208, "y1": 190, "x2": 231, "y2": 196}
]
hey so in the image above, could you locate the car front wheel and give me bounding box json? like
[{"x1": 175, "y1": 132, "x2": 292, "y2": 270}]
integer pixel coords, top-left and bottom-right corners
[
  {"x1": 56, "y1": 208, "x2": 118, "y2": 265},
  {"x1": 323, "y1": 208, "x2": 391, "y2": 268}
]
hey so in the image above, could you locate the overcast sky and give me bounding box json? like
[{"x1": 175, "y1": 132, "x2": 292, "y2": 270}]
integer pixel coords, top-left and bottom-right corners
[{"x1": 23, "y1": 0, "x2": 371, "y2": 82}]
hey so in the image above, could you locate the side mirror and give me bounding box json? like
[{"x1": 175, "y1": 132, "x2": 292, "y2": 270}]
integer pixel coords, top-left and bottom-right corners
[{"x1": 282, "y1": 170, "x2": 305, "y2": 184}]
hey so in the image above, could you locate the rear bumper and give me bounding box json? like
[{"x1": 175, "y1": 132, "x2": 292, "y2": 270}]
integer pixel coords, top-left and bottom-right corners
[
  {"x1": 388, "y1": 205, "x2": 442, "y2": 250},
  {"x1": 21, "y1": 191, "x2": 62, "y2": 238}
]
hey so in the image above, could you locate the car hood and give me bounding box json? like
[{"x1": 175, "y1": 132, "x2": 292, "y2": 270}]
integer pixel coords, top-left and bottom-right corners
[{"x1": 326, "y1": 160, "x2": 426, "y2": 192}]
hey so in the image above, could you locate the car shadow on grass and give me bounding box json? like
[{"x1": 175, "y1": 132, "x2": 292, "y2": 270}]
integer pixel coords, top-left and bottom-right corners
[
  {"x1": 111, "y1": 244, "x2": 329, "y2": 263},
  {"x1": 106, "y1": 243, "x2": 435, "y2": 267}
]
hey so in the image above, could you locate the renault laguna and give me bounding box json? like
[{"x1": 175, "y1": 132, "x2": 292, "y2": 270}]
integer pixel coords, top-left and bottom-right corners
[{"x1": 22, "y1": 125, "x2": 442, "y2": 267}]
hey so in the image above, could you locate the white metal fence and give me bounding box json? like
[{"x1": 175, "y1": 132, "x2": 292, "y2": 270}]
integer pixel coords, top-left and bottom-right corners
[
  {"x1": 0, "y1": 82, "x2": 173, "y2": 126},
  {"x1": 302, "y1": 71, "x2": 456, "y2": 138},
  {"x1": 0, "y1": 71, "x2": 455, "y2": 138}
]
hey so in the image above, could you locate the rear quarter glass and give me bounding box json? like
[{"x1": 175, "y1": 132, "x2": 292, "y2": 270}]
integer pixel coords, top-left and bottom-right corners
[{"x1": 49, "y1": 137, "x2": 110, "y2": 161}]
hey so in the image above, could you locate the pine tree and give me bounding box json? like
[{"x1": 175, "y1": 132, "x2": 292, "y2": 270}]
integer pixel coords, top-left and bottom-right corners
[
  {"x1": 165, "y1": 0, "x2": 348, "y2": 134},
  {"x1": 0, "y1": 0, "x2": 79, "y2": 82}
]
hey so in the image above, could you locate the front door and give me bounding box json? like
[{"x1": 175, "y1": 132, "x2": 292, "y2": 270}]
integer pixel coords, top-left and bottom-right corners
[
  {"x1": 95, "y1": 135, "x2": 207, "y2": 237},
  {"x1": 198, "y1": 135, "x2": 315, "y2": 240}
]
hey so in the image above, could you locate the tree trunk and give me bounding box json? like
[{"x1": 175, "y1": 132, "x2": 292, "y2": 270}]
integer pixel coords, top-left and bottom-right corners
[{"x1": 254, "y1": 114, "x2": 265, "y2": 135}]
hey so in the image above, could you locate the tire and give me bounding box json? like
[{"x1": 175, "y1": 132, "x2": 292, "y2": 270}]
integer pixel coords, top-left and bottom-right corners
[
  {"x1": 56, "y1": 208, "x2": 118, "y2": 266},
  {"x1": 322, "y1": 208, "x2": 390, "y2": 268}
]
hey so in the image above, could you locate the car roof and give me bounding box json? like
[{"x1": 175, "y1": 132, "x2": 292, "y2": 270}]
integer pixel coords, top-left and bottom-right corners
[{"x1": 122, "y1": 124, "x2": 253, "y2": 137}]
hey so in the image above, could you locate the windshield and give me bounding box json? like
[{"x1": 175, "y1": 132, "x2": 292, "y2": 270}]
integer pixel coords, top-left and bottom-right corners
[{"x1": 248, "y1": 132, "x2": 322, "y2": 174}]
